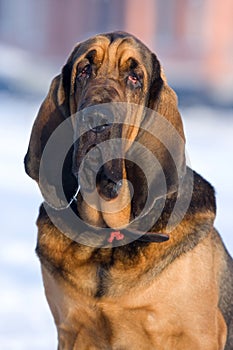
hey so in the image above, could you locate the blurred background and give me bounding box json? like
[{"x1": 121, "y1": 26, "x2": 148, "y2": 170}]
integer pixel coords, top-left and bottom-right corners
[{"x1": 0, "y1": 0, "x2": 233, "y2": 349}]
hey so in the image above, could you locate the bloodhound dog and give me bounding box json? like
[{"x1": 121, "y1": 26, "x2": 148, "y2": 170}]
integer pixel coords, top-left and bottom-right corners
[{"x1": 25, "y1": 32, "x2": 233, "y2": 349}]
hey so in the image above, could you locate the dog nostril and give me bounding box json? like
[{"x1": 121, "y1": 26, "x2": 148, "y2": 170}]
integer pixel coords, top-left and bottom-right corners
[
  {"x1": 91, "y1": 124, "x2": 111, "y2": 133},
  {"x1": 90, "y1": 114, "x2": 112, "y2": 133}
]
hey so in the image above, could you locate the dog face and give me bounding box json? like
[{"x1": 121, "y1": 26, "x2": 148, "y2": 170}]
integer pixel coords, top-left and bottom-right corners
[{"x1": 25, "y1": 31, "x2": 186, "y2": 229}]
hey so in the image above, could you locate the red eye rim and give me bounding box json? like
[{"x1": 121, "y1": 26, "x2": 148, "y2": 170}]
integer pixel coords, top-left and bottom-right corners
[
  {"x1": 77, "y1": 64, "x2": 91, "y2": 79},
  {"x1": 127, "y1": 73, "x2": 142, "y2": 88},
  {"x1": 128, "y1": 75, "x2": 138, "y2": 84}
]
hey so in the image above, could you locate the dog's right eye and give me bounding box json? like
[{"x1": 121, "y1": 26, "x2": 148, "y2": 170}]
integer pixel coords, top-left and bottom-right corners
[{"x1": 77, "y1": 64, "x2": 92, "y2": 81}]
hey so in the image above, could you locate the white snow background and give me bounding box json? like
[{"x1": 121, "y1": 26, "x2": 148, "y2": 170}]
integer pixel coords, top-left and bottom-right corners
[{"x1": 0, "y1": 90, "x2": 233, "y2": 349}]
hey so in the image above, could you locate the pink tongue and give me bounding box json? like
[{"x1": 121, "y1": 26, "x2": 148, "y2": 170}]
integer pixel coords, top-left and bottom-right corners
[{"x1": 108, "y1": 231, "x2": 125, "y2": 243}]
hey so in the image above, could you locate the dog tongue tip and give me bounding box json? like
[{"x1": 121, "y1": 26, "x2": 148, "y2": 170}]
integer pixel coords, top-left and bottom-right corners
[{"x1": 108, "y1": 231, "x2": 125, "y2": 243}]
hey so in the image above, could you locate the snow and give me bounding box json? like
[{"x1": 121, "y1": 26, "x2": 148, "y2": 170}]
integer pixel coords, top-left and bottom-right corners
[
  {"x1": 182, "y1": 106, "x2": 233, "y2": 250},
  {"x1": 0, "y1": 92, "x2": 232, "y2": 349},
  {"x1": 0, "y1": 93, "x2": 57, "y2": 349}
]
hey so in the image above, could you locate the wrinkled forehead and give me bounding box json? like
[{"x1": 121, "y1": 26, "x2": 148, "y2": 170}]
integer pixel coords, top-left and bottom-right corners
[{"x1": 71, "y1": 33, "x2": 153, "y2": 69}]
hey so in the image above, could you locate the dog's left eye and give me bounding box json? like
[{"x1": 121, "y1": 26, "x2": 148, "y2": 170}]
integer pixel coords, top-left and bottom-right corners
[
  {"x1": 127, "y1": 74, "x2": 142, "y2": 88},
  {"x1": 77, "y1": 64, "x2": 92, "y2": 80}
]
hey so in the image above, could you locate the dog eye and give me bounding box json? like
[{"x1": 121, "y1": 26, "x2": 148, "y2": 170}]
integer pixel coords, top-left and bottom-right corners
[
  {"x1": 77, "y1": 64, "x2": 92, "y2": 80},
  {"x1": 127, "y1": 74, "x2": 142, "y2": 88}
]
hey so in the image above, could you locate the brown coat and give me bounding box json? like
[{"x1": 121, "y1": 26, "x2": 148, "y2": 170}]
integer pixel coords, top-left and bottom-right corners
[{"x1": 25, "y1": 31, "x2": 233, "y2": 349}]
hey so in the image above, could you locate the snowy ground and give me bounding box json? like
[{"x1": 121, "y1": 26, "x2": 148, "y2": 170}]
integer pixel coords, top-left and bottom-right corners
[
  {"x1": 0, "y1": 93, "x2": 57, "y2": 350},
  {"x1": 0, "y1": 92, "x2": 233, "y2": 350}
]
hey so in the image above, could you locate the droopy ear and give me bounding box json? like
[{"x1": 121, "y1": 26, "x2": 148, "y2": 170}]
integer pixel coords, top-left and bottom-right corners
[
  {"x1": 145, "y1": 54, "x2": 186, "y2": 194},
  {"x1": 24, "y1": 60, "x2": 77, "y2": 208},
  {"x1": 24, "y1": 75, "x2": 66, "y2": 181},
  {"x1": 148, "y1": 54, "x2": 185, "y2": 142}
]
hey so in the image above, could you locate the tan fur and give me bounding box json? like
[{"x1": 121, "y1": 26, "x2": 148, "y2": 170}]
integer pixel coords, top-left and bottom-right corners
[
  {"x1": 76, "y1": 163, "x2": 131, "y2": 229},
  {"x1": 40, "y1": 231, "x2": 227, "y2": 350},
  {"x1": 100, "y1": 166, "x2": 131, "y2": 229}
]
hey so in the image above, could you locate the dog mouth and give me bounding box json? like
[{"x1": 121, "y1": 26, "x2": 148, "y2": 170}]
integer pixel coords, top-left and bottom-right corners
[
  {"x1": 76, "y1": 152, "x2": 124, "y2": 200},
  {"x1": 72, "y1": 102, "x2": 126, "y2": 200},
  {"x1": 73, "y1": 133, "x2": 124, "y2": 200}
]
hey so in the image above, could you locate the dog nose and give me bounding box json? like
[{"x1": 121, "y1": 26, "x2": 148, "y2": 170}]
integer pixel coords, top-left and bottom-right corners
[{"x1": 81, "y1": 108, "x2": 114, "y2": 133}]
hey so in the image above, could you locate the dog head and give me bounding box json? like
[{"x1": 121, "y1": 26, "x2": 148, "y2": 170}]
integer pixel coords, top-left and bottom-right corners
[{"x1": 25, "y1": 31, "x2": 185, "y2": 230}]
